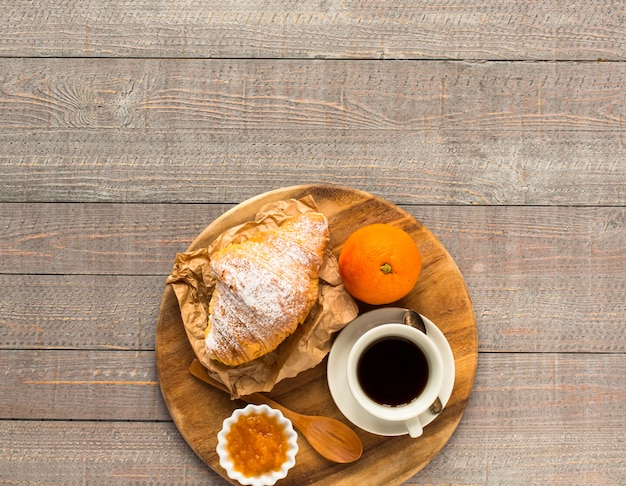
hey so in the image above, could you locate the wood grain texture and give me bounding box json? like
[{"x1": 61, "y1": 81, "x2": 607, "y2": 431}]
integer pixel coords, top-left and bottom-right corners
[
  {"x1": 1, "y1": 59, "x2": 624, "y2": 207},
  {"x1": 0, "y1": 275, "x2": 165, "y2": 351},
  {"x1": 2, "y1": 353, "x2": 624, "y2": 483},
  {"x1": 0, "y1": 59, "x2": 624, "y2": 132},
  {"x1": 1, "y1": 129, "x2": 625, "y2": 205},
  {"x1": 0, "y1": 0, "x2": 624, "y2": 60},
  {"x1": 1, "y1": 0, "x2": 625, "y2": 482},
  {"x1": 4, "y1": 204, "x2": 624, "y2": 276},
  {"x1": 2, "y1": 422, "x2": 624, "y2": 485},
  {"x1": 2, "y1": 204, "x2": 624, "y2": 354},
  {"x1": 156, "y1": 185, "x2": 477, "y2": 485},
  {"x1": 0, "y1": 350, "x2": 169, "y2": 421},
  {"x1": 1, "y1": 272, "x2": 624, "y2": 355}
]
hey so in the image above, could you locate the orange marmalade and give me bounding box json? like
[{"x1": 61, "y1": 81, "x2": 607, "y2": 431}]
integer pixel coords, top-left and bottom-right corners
[{"x1": 226, "y1": 412, "x2": 289, "y2": 477}]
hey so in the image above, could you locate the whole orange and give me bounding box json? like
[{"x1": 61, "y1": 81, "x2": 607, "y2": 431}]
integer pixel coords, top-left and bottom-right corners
[{"x1": 338, "y1": 223, "x2": 422, "y2": 305}]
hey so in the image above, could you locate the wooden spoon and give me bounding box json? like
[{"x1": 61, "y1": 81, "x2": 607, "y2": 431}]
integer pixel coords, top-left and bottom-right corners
[{"x1": 189, "y1": 359, "x2": 363, "y2": 463}]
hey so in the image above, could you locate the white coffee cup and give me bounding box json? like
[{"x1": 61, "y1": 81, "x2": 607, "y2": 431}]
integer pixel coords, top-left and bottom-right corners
[{"x1": 346, "y1": 321, "x2": 444, "y2": 438}]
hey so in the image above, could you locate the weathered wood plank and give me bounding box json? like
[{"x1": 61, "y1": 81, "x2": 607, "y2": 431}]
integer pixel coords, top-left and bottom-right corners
[
  {"x1": 0, "y1": 203, "x2": 626, "y2": 278},
  {"x1": 0, "y1": 275, "x2": 165, "y2": 351},
  {"x1": 413, "y1": 424, "x2": 626, "y2": 485},
  {"x1": 0, "y1": 59, "x2": 624, "y2": 133},
  {"x1": 0, "y1": 0, "x2": 624, "y2": 60},
  {"x1": 3, "y1": 348, "x2": 624, "y2": 424},
  {"x1": 1, "y1": 204, "x2": 624, "y2": 353},
  {"x1": 0, "y1": 203, "x2": 225, "y2": 275},
  {"x1": 2, "y1": 59, "x2": 624, "y2": 206},
  {"x1": 1, "y1": 129, "x2": 625, "y2": 205},
  {"x1": 2, "y1": 1, "x2": 622, "y2": 484},
  {"x1": 1, "y1": 270, "x2": 624, "y2": 354},
  {"x1": 0, "y1": 421, "x2": 216, "y2": 485},
  {"x1": 2, "y1": 266, "x2": 624, "y2": 354},
  {"x1": 1, "y1": 353, "x2": 624, "y2": 484},
  {"x1": 0, "y1": 350, "x2": 170, "y2": 421},
  {"x1": 430, "y1": 207, "x2": 626, "y2": 353},
  {"x1": 2, "y1": 203, "x2": 624, "y2": 278},
  {"x1": 1, "y1": 421, "x2": 623, "y2": 485}
]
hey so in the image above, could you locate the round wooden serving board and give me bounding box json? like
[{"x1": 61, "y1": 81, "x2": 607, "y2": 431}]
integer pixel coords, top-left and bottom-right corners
[{"x1": 156, "y1": 184, "x2": 478, "y2": 485}]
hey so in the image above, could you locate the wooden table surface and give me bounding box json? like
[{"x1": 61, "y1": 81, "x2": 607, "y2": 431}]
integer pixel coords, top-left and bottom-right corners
[{"x1": 1, "y1": 1, "x2": 624, "y2": 484}]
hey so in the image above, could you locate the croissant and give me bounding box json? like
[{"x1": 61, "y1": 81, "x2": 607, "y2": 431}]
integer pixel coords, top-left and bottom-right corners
[{"x1": 205, "y1": 212, "x2": 329, "y2": 366}]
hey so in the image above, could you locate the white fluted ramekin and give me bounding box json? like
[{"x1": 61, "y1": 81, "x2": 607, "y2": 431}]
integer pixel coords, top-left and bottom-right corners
[{"x1": 216, "y1": 403, "x2": 298, "y2": 486}]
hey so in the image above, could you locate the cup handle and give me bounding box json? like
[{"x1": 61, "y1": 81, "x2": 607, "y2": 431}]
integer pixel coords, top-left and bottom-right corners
[{"x1": 405, "y1": 417, "x2": 423, "y2": 438}]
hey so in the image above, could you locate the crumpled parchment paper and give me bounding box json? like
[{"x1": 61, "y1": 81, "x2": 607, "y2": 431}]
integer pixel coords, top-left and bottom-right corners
[{"x1": 166, "y1": 196, "x2": 358, "y2": 398}]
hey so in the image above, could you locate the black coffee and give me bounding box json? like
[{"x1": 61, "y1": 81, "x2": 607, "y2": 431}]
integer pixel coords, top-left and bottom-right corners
[{"x1": 357, "y1": 337, "x2": 429, "y2": 407}]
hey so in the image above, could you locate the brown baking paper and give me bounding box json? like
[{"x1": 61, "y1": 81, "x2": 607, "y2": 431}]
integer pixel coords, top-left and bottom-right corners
[{"x1": 166, "y1": 196, "x2": 359, "y2": 398}]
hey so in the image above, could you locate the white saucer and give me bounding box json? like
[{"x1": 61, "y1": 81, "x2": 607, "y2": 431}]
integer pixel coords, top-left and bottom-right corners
[{"x1": 327, "y1": 308, "x2": 455, "y2": 436}]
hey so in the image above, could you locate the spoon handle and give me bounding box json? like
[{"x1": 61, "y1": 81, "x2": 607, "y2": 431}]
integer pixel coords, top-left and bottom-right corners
[{"x1": 242, "y1": 392, "x2": 293, "y2": 421}]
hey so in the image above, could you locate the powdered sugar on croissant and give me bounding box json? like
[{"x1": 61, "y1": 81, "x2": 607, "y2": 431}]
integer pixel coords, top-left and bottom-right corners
[{"x1": 205, "y1": 212, "x2": 329, "y2": 366}]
